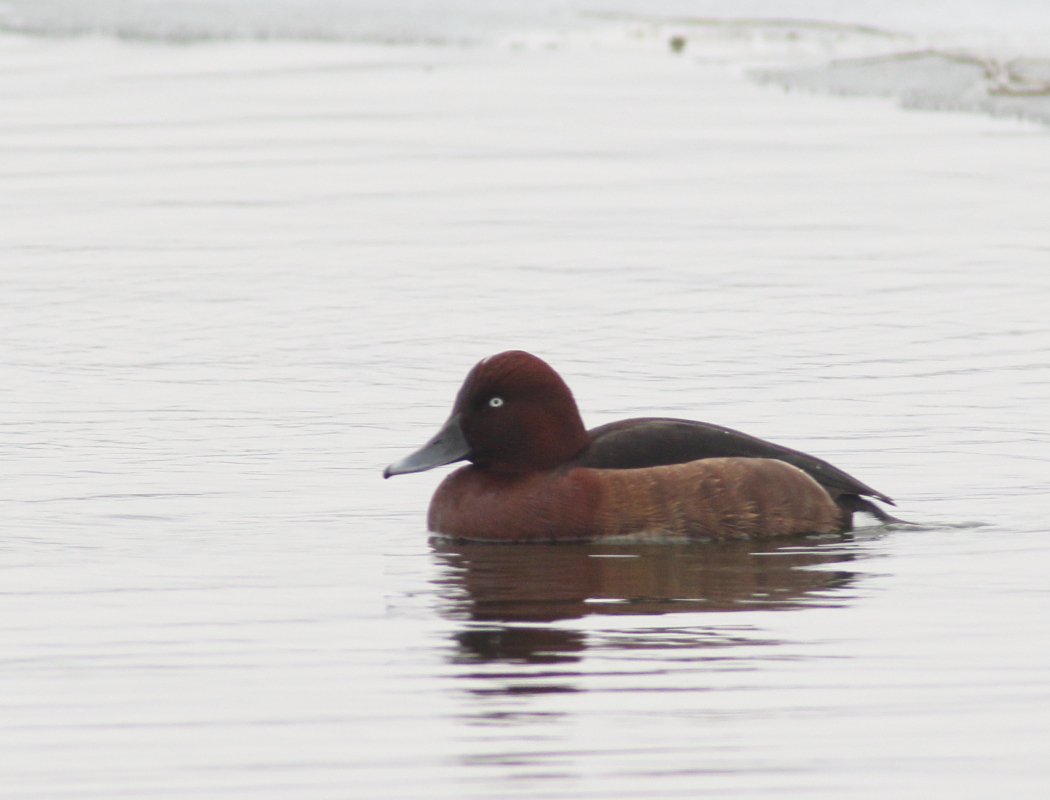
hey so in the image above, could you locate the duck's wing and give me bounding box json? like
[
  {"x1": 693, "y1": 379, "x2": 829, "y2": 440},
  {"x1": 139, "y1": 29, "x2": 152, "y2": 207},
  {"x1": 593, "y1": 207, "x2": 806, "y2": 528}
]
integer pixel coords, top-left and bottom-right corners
[{"x1": 575, "y1": 417, "x2": 894, "y2": 505}]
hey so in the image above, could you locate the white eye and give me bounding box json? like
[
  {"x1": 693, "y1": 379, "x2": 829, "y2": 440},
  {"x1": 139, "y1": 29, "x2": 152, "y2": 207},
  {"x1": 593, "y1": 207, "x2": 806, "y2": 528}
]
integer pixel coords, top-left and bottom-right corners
[{"x1": 488, "y1": 396, "x2": 504, "y2": 408}]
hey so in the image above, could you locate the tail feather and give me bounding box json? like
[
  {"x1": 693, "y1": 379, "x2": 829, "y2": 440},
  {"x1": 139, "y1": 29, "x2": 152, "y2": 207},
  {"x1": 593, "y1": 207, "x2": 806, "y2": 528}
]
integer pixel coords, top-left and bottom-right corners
[{"x1": 837, "y1": 494, "x2": 911, "y2": 528}]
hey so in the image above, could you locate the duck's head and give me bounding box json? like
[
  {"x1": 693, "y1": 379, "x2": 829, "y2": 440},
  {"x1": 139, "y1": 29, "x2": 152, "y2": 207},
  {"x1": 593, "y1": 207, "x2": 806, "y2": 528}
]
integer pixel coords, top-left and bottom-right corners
[{"x1": 384, "y1": 350, "x2": 589, "y2": 477}]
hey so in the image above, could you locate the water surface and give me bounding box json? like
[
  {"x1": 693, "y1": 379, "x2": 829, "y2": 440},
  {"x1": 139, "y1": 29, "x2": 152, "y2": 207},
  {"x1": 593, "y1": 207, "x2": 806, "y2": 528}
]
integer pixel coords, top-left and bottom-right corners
[{"x1": 1, "y1": 14, "x2": 1049, "y2": 799}]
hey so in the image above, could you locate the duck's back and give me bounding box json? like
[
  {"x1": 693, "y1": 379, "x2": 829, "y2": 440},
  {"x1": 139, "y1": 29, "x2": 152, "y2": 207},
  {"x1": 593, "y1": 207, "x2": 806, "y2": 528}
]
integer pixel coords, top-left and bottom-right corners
[{"x1": 577, "y1": 417, "x2": 892, "y2": 504}]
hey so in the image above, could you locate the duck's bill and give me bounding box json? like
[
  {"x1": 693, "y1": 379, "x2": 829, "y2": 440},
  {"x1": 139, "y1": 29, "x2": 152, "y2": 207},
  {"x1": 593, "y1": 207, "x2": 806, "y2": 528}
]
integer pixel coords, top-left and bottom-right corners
[{"x1": 383, "y1": 414, "x2": 471, "y2": 478}]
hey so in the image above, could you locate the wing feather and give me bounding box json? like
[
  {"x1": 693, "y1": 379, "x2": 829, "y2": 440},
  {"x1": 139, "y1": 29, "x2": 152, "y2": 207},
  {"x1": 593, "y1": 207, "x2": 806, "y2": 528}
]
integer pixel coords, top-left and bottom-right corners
[{"x1": 574, "y1": 417, "x2": 893, "y2": 505}]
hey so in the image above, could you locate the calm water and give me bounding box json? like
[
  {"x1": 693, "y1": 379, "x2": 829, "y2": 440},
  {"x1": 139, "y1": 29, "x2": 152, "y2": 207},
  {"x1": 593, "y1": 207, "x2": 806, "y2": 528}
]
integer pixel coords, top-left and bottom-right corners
[{"x1": 1, "y1": 6, "x2": 1049, "y2": 797}]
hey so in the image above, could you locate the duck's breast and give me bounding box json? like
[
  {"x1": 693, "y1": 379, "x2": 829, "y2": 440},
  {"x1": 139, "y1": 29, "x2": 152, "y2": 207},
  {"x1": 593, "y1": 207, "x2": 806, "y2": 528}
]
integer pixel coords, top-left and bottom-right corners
[{"x1": 427, "y1": 465, "x2": 603, "y2": 542}]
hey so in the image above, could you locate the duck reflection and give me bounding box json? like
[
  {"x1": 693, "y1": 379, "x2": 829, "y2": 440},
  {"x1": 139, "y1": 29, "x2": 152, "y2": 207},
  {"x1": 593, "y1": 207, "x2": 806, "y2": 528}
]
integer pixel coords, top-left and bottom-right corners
[{"x1": 433, "y1": 537, "x2": 858, "y2": 668}]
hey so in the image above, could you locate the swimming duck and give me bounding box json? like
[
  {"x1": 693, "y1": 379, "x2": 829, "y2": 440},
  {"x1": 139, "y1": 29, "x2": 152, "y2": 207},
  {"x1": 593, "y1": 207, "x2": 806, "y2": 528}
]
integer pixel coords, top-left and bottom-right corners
[{"x1": 384, "y1": 350, "x2": 899, "y2": 541}]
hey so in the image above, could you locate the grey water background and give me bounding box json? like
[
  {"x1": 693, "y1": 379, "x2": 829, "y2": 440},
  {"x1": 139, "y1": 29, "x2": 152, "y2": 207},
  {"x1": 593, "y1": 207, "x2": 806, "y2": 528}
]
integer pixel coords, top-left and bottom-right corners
[{"x1": 2, "y1": 1, "x2": 1050, "y2": 797}]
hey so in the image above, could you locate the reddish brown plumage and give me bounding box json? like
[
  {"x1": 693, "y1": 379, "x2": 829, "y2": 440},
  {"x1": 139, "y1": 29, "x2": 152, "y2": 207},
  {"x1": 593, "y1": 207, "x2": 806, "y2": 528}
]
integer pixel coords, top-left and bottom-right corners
[
  {"x1": 428, "y1": 464, "x2": 603, "y2": 542},
  {"x1": 429, "y1": 457, "x2": 844, "y2": 542},
  {"x1": 451, "y1": 351, "x2": 589, "y2": 473}
]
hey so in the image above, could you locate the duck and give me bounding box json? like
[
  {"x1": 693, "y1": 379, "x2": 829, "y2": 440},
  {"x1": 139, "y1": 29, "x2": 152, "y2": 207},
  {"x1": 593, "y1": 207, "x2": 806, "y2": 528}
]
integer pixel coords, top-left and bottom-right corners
[{"x1": 384, "y1": 350, "x2": 900, "y2": 542}]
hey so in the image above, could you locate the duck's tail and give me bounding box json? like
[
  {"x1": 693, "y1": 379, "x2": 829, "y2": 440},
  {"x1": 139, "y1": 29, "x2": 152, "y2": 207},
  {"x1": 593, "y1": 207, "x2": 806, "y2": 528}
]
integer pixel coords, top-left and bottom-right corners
[{"x1": 838, "y1": 494, "x2": 912, "y2": 528}]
